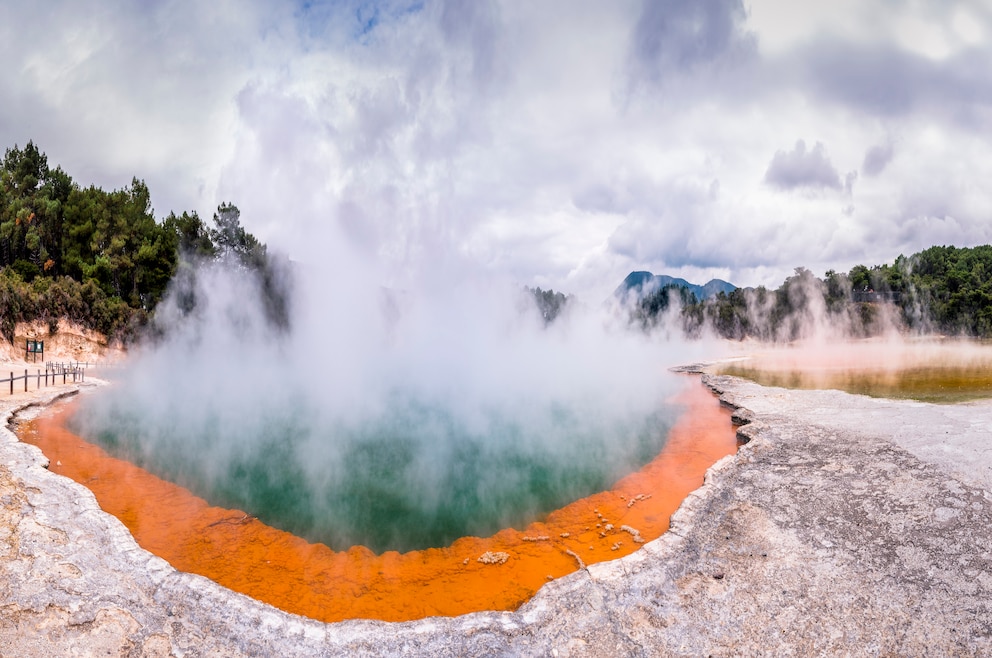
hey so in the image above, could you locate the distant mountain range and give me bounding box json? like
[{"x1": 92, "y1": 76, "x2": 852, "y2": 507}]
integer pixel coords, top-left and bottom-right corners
[{"x1": 614, "y1": 271, "x2": 737, "y2": 303}]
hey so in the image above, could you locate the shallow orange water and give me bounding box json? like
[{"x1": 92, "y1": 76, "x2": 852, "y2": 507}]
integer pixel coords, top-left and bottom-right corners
[
  {"x1": 21, "y1": 379, "x2": 736, "y2": 623},
  {"x1": 718, "y1": 339, "x2": 992, "y2": 403}
]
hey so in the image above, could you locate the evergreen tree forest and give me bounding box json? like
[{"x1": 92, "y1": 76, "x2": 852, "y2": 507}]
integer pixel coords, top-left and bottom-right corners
[
  {"x1": 669, "y1": 245, "x2": 992, "y2": 340},
  {"x1": 528, "y1": 286, "x2": 571, "y2": 325},
  {"x1": 0, "y1": 141, "x2": 272, "y2": 343},
  {"x1": 4, "y1": 141, "x2": 990, "y2": 347}
]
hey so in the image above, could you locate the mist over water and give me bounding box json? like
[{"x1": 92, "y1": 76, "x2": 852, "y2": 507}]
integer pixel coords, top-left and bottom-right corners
[{"x1": 73, "y1": 243, "x2": 708, "y2": 552}]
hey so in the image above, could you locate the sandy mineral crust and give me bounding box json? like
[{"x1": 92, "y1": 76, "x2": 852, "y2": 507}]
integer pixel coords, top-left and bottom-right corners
[
  {"x1": 4, "y1": 321, "x2": 126, "y2": 364},
  {"x1": 1, "y1": 374, "x2": 990, "y2": 656}
]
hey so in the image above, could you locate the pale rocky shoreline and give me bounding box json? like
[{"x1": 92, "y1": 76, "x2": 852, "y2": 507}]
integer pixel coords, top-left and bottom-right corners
[{"x1": 1, "y1": 374, "x2": 990, "y2": 656}]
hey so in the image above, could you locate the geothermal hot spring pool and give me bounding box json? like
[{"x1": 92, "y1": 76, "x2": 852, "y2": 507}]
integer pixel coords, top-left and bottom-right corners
[
  {"x1": 717, "y1": 338, "x2": 992, "y2": 403},
  {"x1": 20, "y1": 372, "x2": 740, "y2": 623},
  {"x1": 18, "y1": 264, "x2": 752, "y2": 623},
  {"x1": 20, "y1": 338, "x2": 992, "y2": 623}
]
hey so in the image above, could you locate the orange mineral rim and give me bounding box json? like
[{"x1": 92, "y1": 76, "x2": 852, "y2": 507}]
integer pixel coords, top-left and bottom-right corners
[{"x1": 20, "y1": 378, "x2": 736, "y2": 623}]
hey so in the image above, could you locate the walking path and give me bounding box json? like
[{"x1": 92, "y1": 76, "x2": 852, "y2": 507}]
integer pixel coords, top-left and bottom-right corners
[{"x1": 0, "y1": 374, "x2": 989, "y2": 656}]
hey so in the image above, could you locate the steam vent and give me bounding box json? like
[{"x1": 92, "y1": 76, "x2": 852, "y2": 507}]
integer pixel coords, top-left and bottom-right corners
[{"x1": 3, "y1": 341, "x2": 992, "y2": 656}]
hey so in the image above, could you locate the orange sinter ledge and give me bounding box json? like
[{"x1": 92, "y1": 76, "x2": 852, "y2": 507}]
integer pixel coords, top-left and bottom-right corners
[{"x1": 20, "y1": 378, "x2": 737, "y2": 623}]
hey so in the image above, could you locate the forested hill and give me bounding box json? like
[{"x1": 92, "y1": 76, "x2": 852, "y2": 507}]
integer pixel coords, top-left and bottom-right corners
[
  {"x1": 626, "y1": 245, "x2": 992, "y2": 339},
  {"x1": 0, "y1": 141, "x2": 270, "y2": 343},
  {"x1": 615, "y1": 272, "x2": 736, "y2": 303},
  {"x1": 5, "y1": 141, "x2": 991, "y2": 346}
]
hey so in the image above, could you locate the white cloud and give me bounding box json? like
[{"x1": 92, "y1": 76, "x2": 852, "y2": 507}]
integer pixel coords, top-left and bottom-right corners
[
  {"x1": 764, "y1": 140, "x2": 843, "y2": 191},
  {"x1": 1, "y1": 0, "x2": 991, "y2": 298},
  {"x1": 862, "y1": 142, "x2": 895, "y2": 177}
]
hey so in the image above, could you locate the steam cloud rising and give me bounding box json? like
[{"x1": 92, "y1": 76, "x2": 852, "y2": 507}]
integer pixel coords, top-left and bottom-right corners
[{"x1": 74, "y1": 229, "x2": 710, "y2": 552}]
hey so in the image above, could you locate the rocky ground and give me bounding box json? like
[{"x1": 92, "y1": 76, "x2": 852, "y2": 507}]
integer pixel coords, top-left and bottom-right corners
[
  {"x1": 2, "y1": 320, "x2": 126, "y2": 366},
  {"x1": 0, "y1": 374, "x2": 990, "y2": 656}
]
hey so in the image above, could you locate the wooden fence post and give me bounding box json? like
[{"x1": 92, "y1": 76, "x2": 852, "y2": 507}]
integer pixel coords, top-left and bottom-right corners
[
  {"x1": 8, "y1": 373, "x2": 11, "y2": 395},
  {"x1": 23, "y1": 370, "x2": 27, "y2": 393}
]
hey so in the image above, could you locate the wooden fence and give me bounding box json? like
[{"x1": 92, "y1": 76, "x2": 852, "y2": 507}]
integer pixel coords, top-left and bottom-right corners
[
  {"x1": 47, "y1": 361, "x2": 116, "y2": 372},
  {"x1": 2, "y1": 365, "x2": 85, "y2": 396}
]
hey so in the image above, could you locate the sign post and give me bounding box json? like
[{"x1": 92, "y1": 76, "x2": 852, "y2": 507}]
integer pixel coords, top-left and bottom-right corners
[{"x1": 25, "y1": 339, "x2": 44, "y2": 363}]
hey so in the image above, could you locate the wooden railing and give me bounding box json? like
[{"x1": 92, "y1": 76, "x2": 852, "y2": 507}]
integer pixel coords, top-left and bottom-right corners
[
  {"x1": 46, "y1": 361, "x2": 117, "y2": 372},
  {"x1": 2, "y1": 365, "x2": 85, "y2": 396}
]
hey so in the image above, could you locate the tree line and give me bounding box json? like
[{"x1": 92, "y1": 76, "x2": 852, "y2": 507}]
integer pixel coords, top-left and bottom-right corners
[
  {"x1": 5, "y1": 141, "x2": 989, "y2": 345},
  {"x1": 630, "y1": 245, "x2": 992, "y2": 339},
  {"x1": 0, "y1": 141, "x2": 274, "y2": 343}
]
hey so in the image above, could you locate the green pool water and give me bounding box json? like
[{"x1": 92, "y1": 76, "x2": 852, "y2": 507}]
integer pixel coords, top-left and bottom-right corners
[{"x1": 72, "y1": 393, "x2": 674, "y2": 553}]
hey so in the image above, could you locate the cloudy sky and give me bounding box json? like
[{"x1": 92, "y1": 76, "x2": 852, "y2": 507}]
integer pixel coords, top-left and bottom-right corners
[{"x1": 2, "y1": 0, "x2": 991, "y2": 298}]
